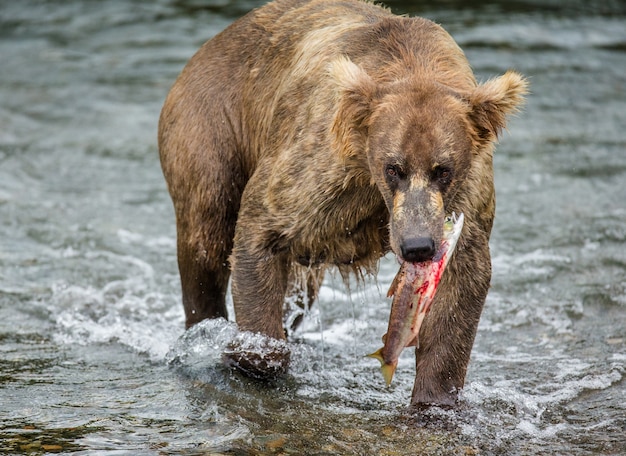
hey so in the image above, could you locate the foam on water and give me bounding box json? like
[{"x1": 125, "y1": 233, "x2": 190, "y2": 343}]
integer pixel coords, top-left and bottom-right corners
[
  {"x1": 459, "y1": 340, "x2": 625, "y2": 452},
  {"x1": 460, "y1": 366, "x2": 624, "y2": 446}
]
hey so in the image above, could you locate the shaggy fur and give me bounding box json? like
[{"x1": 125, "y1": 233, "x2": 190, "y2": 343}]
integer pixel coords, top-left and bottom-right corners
[{"x1": 158, "y1": 0, "x2": 527, "y2": 407}]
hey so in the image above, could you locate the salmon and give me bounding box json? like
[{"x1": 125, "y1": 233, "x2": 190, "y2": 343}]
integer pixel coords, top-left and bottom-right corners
[{"x1": 368, "y1": 213, "x2": 464, "y2": 386}]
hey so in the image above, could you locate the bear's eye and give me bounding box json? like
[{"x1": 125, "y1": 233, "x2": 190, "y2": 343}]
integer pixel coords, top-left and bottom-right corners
[
  {"x1": 385, "y1": 164, "x2": 403, "y2": 179},
  {"x1": 432, "y1": 166, "x2": 453, "y2": 187}
]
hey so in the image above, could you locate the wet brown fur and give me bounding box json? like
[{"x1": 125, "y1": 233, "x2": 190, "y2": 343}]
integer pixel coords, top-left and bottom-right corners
[{"x1": 158, "y1": 0, "x2": 527, "y2": 407}]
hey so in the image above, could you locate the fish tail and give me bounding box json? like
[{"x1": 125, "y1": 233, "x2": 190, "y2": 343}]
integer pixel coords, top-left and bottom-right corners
[{"x1": 367, "y1": 349, "x2": 397, "y2": 386}]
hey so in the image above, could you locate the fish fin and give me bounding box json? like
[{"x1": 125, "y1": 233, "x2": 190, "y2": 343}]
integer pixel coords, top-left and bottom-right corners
[
  {"x1": 387, "y1": 272, "x2": 400, "y2": 298},
  {"x1": 405, "y1": 335, "x2": 418, "y2": 347},
  {"x1": 366, "y1": 348, "x2": 384, "y2": 365}
]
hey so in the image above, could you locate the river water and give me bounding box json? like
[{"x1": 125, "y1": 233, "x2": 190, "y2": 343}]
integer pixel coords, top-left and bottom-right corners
[{"x1": 1, "y1": 0, "x2": 625, "y2": 454}]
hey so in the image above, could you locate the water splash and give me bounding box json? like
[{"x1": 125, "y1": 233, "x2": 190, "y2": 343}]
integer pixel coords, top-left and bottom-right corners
[{"x1": 50, "y1": 251, "x2": 183, "y2": 361}]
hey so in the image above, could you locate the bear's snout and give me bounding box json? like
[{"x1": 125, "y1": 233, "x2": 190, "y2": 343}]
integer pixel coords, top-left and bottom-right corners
[
  {"x1": 389, "y1": 185, "x2": 444, "y2": 264},
  {"x1": 400, "y1": 236, "x2": 436, "y2": 263}
]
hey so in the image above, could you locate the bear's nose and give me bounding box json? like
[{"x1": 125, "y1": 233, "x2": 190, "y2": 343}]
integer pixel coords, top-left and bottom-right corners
[{"x1": 400, "y1": 237, "x2": 436, "y2": 263}]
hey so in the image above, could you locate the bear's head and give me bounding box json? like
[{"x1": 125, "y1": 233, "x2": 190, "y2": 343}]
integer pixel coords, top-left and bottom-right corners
[{"x1": 330, "y1": 57, "x2": 527, "y2": 262}]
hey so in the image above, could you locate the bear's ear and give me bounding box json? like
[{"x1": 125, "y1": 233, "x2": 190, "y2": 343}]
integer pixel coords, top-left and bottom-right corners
[
  {"x1": 467, "y1": 70, "x2": 528, "y2": 144},
  {"x1": 328, "y1": 57, "x2": 378, "y2": 159}
]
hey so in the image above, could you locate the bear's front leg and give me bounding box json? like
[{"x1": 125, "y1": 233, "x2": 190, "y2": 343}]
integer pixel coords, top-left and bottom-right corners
[
  {"x1": 225, "y1": 206, "x2": 293, "y2": 378},
  {"x1": 230, "y1": 238, "x2": 290, "y2": 341}
]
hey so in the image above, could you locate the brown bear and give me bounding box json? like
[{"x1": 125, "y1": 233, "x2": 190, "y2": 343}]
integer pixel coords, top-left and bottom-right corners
[{"x1": 158, "y1": 0, "x2": 527, "y2": 407}]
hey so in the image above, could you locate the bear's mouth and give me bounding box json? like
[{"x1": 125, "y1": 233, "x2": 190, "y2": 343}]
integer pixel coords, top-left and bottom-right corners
[{"x1": 369, "y1": 213, "x2": 464, "y2": 385}]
